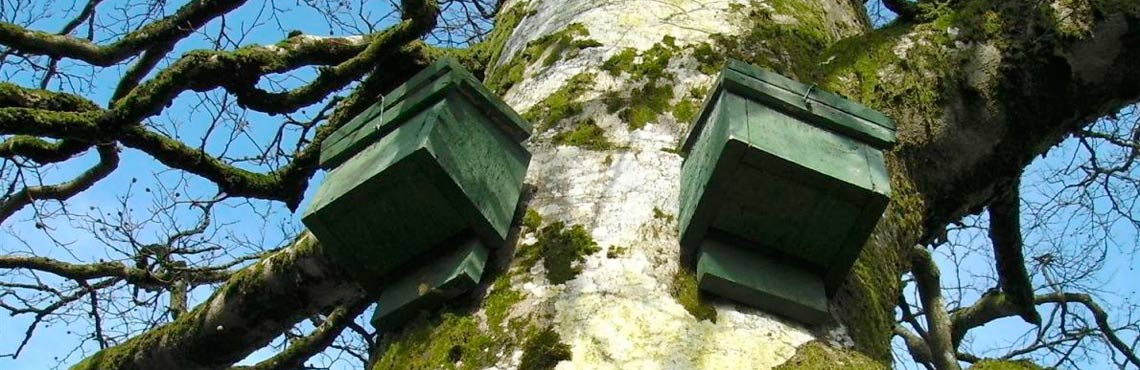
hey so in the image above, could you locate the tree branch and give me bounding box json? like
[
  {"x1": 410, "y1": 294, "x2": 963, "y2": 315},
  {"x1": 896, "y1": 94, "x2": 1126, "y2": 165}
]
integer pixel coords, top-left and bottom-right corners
[
  {"x1": 234, "y1": 297, "x2": 371, "y2": 370},
  {"x1": 0, "y1": 254, "x2": 232, "y2": 288},
  {"x1": 951, "y1": 292, "x2": 1140, "y2": 368},
  {"x1": 910, "y1": 245, "x2": 962, "y2": 370},
  {"x1": 0, "y1": 0, "x2": 248, "y2": 66},
  {"x1": 0, "y1": 145, "x2": 119, "y2": 223},
  {"x1": 70, "y1": 234, "x2": 366, "y2": 370},
  {"x1": 896, "y1": 324, "x2": 935, "y2": 368},
  {"x1": 986, "y1": 178, "x2": 1040, "y2": 325}
]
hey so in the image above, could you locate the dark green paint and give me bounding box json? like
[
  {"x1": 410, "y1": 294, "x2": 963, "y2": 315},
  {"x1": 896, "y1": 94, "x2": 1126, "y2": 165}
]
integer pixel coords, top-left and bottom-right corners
[
  {"x1": 371, "y1": 238, "x2": 489, "y2": 330},
  {"x1": 680, "y1": 60, "x2": 895, "y2": 316},
  {"x1": 697, "y1": 239, "x2": 829, "y2": 324},
  {"x1": 321, "y1": 58, "x2": 532, "y2": 170},
  {"x1": 303, "y1": 59, "x2": 531, "y2": 291}
]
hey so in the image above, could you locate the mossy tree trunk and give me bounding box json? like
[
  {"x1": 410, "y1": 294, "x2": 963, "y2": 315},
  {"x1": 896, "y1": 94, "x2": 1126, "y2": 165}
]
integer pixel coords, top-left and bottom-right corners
[
  {"x1": 369, "y1": 0, "x2": 1139, "y2": 368},
  {"x1": 51, "y1": 0, "x2": 1140, "y2": 369}
]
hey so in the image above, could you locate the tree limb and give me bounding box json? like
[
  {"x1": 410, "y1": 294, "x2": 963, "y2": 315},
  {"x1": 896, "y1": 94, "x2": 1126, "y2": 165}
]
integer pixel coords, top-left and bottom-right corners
[
  {"x1": 0, "y1": 0, "x2": 248, "y2": 66},
  {"x1": 986, "y1": 178, "x2": 1040, "y2": 325},
  {"x1": 234, "y1": 297, "x2": 371, "y2": 370},
  {"x1": 910, "y1": 245, "x2": 962, "y2": 370},
  {"x1": 951, "y1": 291, "x2": 1140, "y2": 368},
  {"x1": 69, "y1": 234, "x2": 366, "y2": 370},
  {"x1": 895, "y1": 324, "x2": 934, "y2": 368},
  {"x1": 0, "y1": 145, "x2": 119, "y2": 223},
  {"x1": 0, "y1": 254, "x2": 232, "y2": 288}
]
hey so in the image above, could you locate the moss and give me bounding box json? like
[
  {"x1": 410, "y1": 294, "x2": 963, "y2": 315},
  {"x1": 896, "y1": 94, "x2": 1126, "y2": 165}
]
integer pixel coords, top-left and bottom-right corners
[
  {"x1": 551, "y1": 118, "x2": 614, "y2": 150},
  {"x1": 709, "y1": 0, "x2": 839, "y2": 80},
  {"x1": 627, "y1": 79, "x2": 674, "y2": 130},
  {"x1": 672, "y1": 98, "x2": 700, "y2": 125},
  {"x1": 484, "y1": 273, "x2": 524, "y2": 331},
  {"x1": 0, "y1": 83, "x2": 100, "y2": 112},
  {"x1": 606, "y1": 245, "x2": 629, "y2": 258},
  {"x1": 692, "y1": 42, "x2": 724, "y2": 75},
  {"x1": 525, "y1": 221, "x2": 600, "y2": 284},
  {"x1": 968, "y1": 359, "x2": 1046, "y2": 370},
  {"x1": 602, "y1": 48, "x2": 637, "y2": 76},
  {"x1": 523, "y1": 208, "x2": 543, "y2": 232},
  {"x1": 372, "y1": 250, "x2": 529, "y2": 369},
  {"x1": 521, "y1": 73, "x2": 595, "y2": 131},
  {"x1": 373, "y1": 312, "x2": 502, "y2": 370},
  {"x1": 518, "y1": 327, "x2": 572, "y2": 370},
  {"x1": 480, "y1": 2, "x2": 536, "y2": 94},
  {"x1": 831, "y1": 170, "x2": 924, "y2": 364},
  {"x1": 596, "y1": 36, "x2": 683, "y2": 130},
  {"x1": 484, "y1": 20, "x2": 601, "y2": 95},
  {"x1": 774, "y1": 341, "x2": 886, "y2": 370},
  {"x1": 669, "y1": 268, "x2": 717, "y2": 322},
  {"x1": 528, "y1": 23, "x2": 601, "y2": 68},
  {"x1": 652, "y1": 207, "x2": 675, "y2": 223}
]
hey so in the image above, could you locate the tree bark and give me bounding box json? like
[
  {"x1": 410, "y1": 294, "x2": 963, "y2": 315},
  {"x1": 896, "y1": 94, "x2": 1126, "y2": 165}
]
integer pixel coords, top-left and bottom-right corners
[{"x1": 70, "y1": 234, "x2": 365, "y2": 370}]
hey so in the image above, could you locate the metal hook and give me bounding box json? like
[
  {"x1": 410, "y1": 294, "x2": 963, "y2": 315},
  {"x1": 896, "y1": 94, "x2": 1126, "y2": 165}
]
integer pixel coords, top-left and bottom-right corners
[
  {"x1": 374, "y1": 92, "x2": 387, "y2": 131},
  {"x1": 803, "y1": 84, "x2": 815, "y2": 109}
]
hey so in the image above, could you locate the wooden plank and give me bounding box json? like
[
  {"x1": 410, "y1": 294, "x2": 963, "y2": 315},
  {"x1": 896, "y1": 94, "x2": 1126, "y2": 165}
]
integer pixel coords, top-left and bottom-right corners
[
  {"x1": 726, "y1": 59, "x2": 895, "y2": 131},
  {"x1": 370, "y1": 237, "x2": 489, "y2": 330},
  {"x1": 697, "y1": 239, "x2": 830, "y2": 325}
]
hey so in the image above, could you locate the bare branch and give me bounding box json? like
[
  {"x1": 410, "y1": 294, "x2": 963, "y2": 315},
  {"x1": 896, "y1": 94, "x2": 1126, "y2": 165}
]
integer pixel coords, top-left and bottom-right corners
[
  {"x1": 951, "y1": 292, "x2": 1140, "y2": 368},
  {"x1": 71, "y1": 234, "x2": 365, "y2": 370},
  {"x1": 0, "y1": 0, "x2": 248, "y2": 66},
  {"x1": 0, "y1": 144, "x2": 119, "y2": 222},
  {"x1": 234, "y1": 297, "x2": 371, "y2": 370}
]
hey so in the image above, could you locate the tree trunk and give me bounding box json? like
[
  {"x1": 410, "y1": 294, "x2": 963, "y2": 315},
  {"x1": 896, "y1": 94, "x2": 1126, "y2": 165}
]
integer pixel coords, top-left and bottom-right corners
[
  {"x1": 371, "y1": 0, "x2": 1139, "y2": 369},
  {"x1": 68, "y1": 0, "x2": 1140, "y2": 368}
]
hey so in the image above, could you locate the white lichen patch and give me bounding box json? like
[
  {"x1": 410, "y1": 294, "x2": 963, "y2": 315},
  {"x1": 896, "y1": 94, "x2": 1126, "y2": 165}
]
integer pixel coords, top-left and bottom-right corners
[
  {"x1": 1050, "y1": 0, "x2": 1093, "y2": 35},
  {"x1": 550, "y1": 252, "x2": 813, "y2": 370},
  {"x1": 501, "y1": 0, "x2": 750, "y2": 67}
]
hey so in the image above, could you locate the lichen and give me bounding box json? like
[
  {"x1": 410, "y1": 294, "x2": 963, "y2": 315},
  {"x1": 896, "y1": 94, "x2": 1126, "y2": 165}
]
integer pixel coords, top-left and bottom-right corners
[
  {"x1": 518, "y1": 327, "x2": 572, "y2": 370},
  {"x1": 774, "y1": 341, "x2": 886, "y2": 370},
  {"x1": 669, "y1": 268, "x2": 717, "y2": 322}
]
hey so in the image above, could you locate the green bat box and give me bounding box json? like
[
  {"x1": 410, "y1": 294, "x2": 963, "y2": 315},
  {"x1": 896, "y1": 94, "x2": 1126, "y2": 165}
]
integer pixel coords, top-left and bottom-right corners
[
  {"x1": 679, "y1": 59, "x2": 896, "y2": 324},
  {"x1": 303, "y1": 58, "x2": 532, "y2": 330}
]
